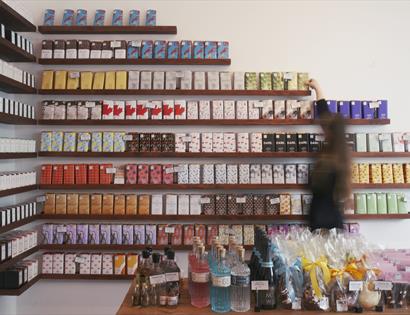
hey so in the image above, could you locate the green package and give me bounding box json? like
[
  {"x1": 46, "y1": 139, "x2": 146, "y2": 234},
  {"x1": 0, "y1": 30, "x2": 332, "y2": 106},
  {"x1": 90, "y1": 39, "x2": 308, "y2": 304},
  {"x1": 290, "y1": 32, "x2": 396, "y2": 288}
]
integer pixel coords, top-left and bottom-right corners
[
  {"x1": 397, "y1": 193, "x2": 408, "y2": 214},
  {"x1": 376, "y1": 193, "x2": 387, "y2": 214},
  {"x1": 272, "y1": 72, "x2": 284, "y2": 90},
  {"x1": 366, "y1": 193, "x2": 377, "y2": 214},
  {"x1": 245, "y1": 72, "x2": 258, "y2": 90},
  {"x1": 355, "y1": 193, "x2": 367, "y2": 214},
  {"x1": 259, "y1": 72, "x2": 272, "y2": 90},
  {"x1": 387, "y1": 193, "x2": 398, "y2": 214},
  {"x1": 297, "y1": 72, "x2": 309, "y2": 90}
]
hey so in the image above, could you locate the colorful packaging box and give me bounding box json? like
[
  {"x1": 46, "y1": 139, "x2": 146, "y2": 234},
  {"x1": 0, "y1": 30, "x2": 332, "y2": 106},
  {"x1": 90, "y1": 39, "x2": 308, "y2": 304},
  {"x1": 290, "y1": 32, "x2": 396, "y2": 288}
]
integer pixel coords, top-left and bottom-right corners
[
  {"x1": 154, "y1": 40, "x2": 166, "y2": 59},
  {"x1": 112, "y1": 9, "x2": 123, "y2": 26},
  {"x1": 167, "y1": 41, "x2": 179, "y2": 59},
  {"x1": 217, "y1": 41, "x2": 229, "y2": 59},
  {"x1": 180, "y1": 41, "x2": 192, "y2": 59},
  {"x1": 94, "y1": 9, "x2": 105, "y2": 26},
  {"x1": 76, "y1": 9, "x2": 87, "y2": 26},
  {"x1": 193, "y1": 41, "x2": 204, "y2": 59},
  {"x1": 62, "y1": 9, "x2": 75, "y2": 26},
  {"x1": 129, "y1": 9, "x2": 140, "y2": 25},
  {"x1": 204, "y1": 41, "x2": 217, "y2": 59},
  {"x1": 141, "y1": 40, "x2": 154, "y2": 59},
  {"x1": 134, "y1": 225, "x2": 145, "y2": 245},
  {"x1": 145, "y1": 9, "x2": 156, "y2": 26},
  {"x1": 43, "y1": 9, "x2": 55, "y2": 26},
  {"x1": 145, "y1": 224, "x2": 157, "y2": 245}
]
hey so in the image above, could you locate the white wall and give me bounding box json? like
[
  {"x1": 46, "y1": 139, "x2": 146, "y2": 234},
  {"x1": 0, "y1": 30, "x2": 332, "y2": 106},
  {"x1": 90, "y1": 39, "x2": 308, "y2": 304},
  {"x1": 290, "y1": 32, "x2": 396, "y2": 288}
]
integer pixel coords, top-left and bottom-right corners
[{"x1": 1, "y1": 0, "x2": 410, "y2": 314}]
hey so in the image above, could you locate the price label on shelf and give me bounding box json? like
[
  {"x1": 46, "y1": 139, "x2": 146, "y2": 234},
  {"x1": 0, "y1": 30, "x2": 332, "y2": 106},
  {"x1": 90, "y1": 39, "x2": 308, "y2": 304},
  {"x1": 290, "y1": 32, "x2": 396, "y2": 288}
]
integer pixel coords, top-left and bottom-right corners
[
  {"x1": 123, "y1": 135, "x2": 133, "y2": 141},
  {"x1": 80, "y1": 134, "x2": 91, "y2": 141},
  {"x1": 110, "y1": 41, "x2": 121, "y2": 48},
  {"x1": 405, "y1": 266, "x2": 410, "y2": 272},
  {"x1": 374, "y1": 281, "x2": 393, "y2": 291},
  {"x1": 253, "y1": 101, "x2": 264, "y2": 108},
  {"x1": 69, "y1": 71, "x2": 80, "y2": 79},
  {"x1": 251, "y1": 280, "x2": 269, "y2": 291},
  {"x1": 173, "y1": 166, "x2": 185, "y2": 173},
  {"x1": 349, "y1": 281, "x2": 363, "y2": 291},
  {"x1": 176, "y1": 71, "x2": 184, "y2": 78},
  {"x1": 149, "y1": 274, "x2": 166, "y2": 285},
  {"x1": 85, "y1": 101, "x2": 95, "y2": 108},
  {"x1": 106, "y1": 168, "x2": 117, "y2": 174},
  {"x1": 270, "y1": 198, "x2": 280, "y2": 205},
  {"x1": 315, "y1": 135, "x2": 325, "y2": 141},
  {"x1": 56, "y1": 226, "x2": 67, "y2": 233},
  {"x1": 182, "y1": 136, "x2": 192, "y2": 142},
  {"x1": 145, "y1": 102, "x2": 156, "y2": 109},
  {"x1": 370, "y1": 101, "x2": 380, "y2": 109},
  {"x1": 74, "y1": 256, "x2": 86, "y2": 264},
  {"x1": 284, "y1": 72, "x2": 293, "y2": 80},
  {"x1": 165, "y1": 167, "x2": 175, "y2": 174},
  {"x1": 130, "y1": 40, "x2": 142, "y2": 47},
  {"x1": 165, "y1": 226, "x2": 175, "y2": 234}
]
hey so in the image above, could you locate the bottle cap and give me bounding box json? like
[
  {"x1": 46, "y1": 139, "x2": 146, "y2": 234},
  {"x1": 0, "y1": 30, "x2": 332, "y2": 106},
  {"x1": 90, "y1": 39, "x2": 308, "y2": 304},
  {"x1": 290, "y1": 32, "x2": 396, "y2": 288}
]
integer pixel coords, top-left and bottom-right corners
[
  {"x1": 142, "y1": 250, "x2": 150, "y2": 259},
  {"x1": 152, "y1": 252, "x2": 161, "y2": 263},
  {"x1": 163, "y1": 246, "x2": 171, "y2": 255},
  {"x1": 166, "y1": 250, "x2": 175, "y2": 260},
  {"x1": 219, "y1": 248, "x2": 226, "y2": 258}
]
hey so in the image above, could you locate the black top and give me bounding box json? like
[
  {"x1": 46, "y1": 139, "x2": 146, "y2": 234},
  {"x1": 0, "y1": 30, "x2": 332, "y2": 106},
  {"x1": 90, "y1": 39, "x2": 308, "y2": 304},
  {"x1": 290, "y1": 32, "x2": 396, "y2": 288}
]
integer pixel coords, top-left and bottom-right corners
[{"x1": 308, "y1": 99, "x2": 344, "y2": 230}]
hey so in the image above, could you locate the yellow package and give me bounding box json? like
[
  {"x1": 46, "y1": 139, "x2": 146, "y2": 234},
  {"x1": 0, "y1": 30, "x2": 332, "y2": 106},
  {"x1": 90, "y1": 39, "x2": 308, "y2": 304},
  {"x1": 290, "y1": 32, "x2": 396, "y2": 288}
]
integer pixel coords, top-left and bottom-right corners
[
  {"x1": 41, "y1": 71, "x2": 54, "y2": 89},
  {"x1": 126, "y1": 254, "x2": 138, "y2": 275},
  {"x1": 382, "y1": 164, "x2": 394, "y2": 184},
  {"x1": 114, "y1": 254, "x2": 126, "y2": 275},
  {"x1": 115, "y1": 71, "x2": 127, "y2": 90},
  {"x1": 351, "y1": 163, "x2": 360, "y2": 184},
  {"x1": 114, "y1": 194, "x2": 125, "y2": 215},
  {"x1": 393, "y1": 163, "x2": 405, "y2": 183},
  {"x1": 92, "y1": 72, "x2": 105, "y2": 90},
  {"x1": 54, "y1": 70, "x2": 67, "y2": 89},
  {"x1": 80, "y1": 72, "x2": 93, "y2": 89},
  {"x1": 358, "y1": 163, "x2": 370, "y2": 184},
  {"x1": 405, "y1": 164, "x2": 410, "y2": 183},
  {"x1": 279, "y1": 194, "x2": 291, "y2": 215},
  {"x1": 78, "y1": 194, "x2": 90, "y2": 214},
  {"x1": 67, "y1": 71, "x2": 80, "y2": 90},
  {"x1": 125, "y1": 195, "x2": 137, "y2": 215},
  {"x1": 370, "y1": 163, "x2": 382, "y2": 184},
  {"x1": 105, "y1": 71, "x2": 116, "y2": 90}
]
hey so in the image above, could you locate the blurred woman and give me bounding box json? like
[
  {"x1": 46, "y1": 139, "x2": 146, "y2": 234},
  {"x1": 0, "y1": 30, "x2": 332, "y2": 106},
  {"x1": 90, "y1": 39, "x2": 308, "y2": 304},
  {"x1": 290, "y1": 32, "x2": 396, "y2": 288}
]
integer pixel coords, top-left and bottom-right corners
[{"x1": 306, "y1": 79, "x2": 351, "y2": 230}]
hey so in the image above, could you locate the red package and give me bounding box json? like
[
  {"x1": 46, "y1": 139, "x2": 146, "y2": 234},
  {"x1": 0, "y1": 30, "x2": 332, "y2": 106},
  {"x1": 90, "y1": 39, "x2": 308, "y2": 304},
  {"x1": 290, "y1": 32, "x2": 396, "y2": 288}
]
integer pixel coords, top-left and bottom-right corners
[
  {"x1": 125, "y1": 164, "x2": 138, "y2": 184},
  {"x1": 88, "y1": 164, "x2": 100, "y2": 184},
  {"x1": 207, "y1": 224, "x2": 218, "y2": 245},
  {"x1": 75, "y1": 164, "x2": 87, "y2": 184},
  {"x1": 149, "y1": 164, "x2": 162, "y2": 184},
  {"x1": 150, "y1": 103, "x2": 163, "y2": 120},
  {"x1": 63, "y1": 164, "x2": 75, "y2": 184},
  {"x1": 195, "y1": 224, "x2": 207, "y2": 244},
  {"x1": 183, "y1": 224, "x2": 195, "y2": 245},
  {"x1": 100, "y1": 164, "x2": 114, "y2": 184},
  {"x1": 137, "y1": 165, "x2": 149, "y2": 184},
  {"x1": 40, "y1": 164, "x2": 53, "y2": 185},
  {"x1": 171, "y1": 224, "x2": 183, "y2": 245},
  {"x1": 162, "y1": 101, "x2": 174, "y2": 119},
  {"x1": 125, "y1": 101, "x2": 137, "y2": 119},
  {"x1": 157, "y1": 225, "x2": 169, "y2": 245},
  {"x1": 162, "y1": 164, "x2": 174, "y2": 184},
  {"x1": 51, "y1": 165, "x2": 64, "y2": 184}
]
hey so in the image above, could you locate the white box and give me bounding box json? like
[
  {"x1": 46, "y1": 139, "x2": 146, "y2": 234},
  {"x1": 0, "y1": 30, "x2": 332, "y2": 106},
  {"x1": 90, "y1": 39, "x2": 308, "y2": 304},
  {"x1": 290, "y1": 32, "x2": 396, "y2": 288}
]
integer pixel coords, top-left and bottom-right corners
[
  {"x1": 202, "y1": 164, "x2": 215, "y2": 184},
  {"x1": 233, "y1": 72, "x2": 245, "y2": 90},
  {"x1": 199, "y1": 100, "x2": 211, "y2": 119},
  {"x1": 151, "y1": 194, "x2": 164, "y2": 215},
  {"x1": 166, "y1": 194, "x2": 178, "y2": 215},
  {"x1": 224, "y1": 100, "x2": 235, "y2": 119},
  {"x1": 220, "y1": 72, "x2": 232, "y2": 90},
  {"x1": 153, "y1": 71, "x2": 165, "y2": 90},
  {"x1": 177, "y1": 195, "x2": 190, "y2": 215},
  {"x1": 236, "y1": 101, "x2": 248, "y2": 119},
  {"x1": 180, "y1": 70, "x2": 192, "y2": 90},
  {"x1": 212, "y1": 132, "x2": 224, "y2": 152},
  {"x1": 207, "y1": 71, "x2": 220, "y2": 90},
  {"x1": 190, "y1": 195, "x2": 202, "y2": 215},
  {"x1": 215, "y1": 164, "x2": 227, "y2": 184},
  {"x1": 140, "y1": 71, "x2": 152, "y2": 89},
  {"x1": 239, "y1": 164, "x2": 250, "y2": 184},
  {"x1": 212, "y1": 100, "x2": 224, "y2": 119},
  {"x1": 165, "y1": 71, "x2": 177, "y2": 90},
  {"x1": 187, "y1": 101, "x2": 199, "y2": 119},
  {"x1": 194, "y1": 71, "x2": 206, "y2": 90}
]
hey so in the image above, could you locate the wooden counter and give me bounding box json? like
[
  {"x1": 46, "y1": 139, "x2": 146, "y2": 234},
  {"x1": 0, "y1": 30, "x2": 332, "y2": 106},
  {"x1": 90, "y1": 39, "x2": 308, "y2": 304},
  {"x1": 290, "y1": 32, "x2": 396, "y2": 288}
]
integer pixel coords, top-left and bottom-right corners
[{"x1": 116, "y1": 279, "x2": 408, "y2": 315}]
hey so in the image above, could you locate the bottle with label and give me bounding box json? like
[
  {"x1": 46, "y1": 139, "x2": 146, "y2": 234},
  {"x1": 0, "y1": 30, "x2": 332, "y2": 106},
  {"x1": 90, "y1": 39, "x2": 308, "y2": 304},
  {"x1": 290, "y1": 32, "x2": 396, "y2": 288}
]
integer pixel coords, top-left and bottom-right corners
[
  {"x1": 191, "y1": 245, "x2": 210, "y2": 308},
  {"x1": 211, "y1": 247, "x2": 231, "y2": 313},
  {"x1": 226, "y1": 236, "x2": 238, "y2": 268},
  {"x1": 164, "y1": 250, "x2": 180, "y2": 307},
  {"x1": 136, "y1": 250, "x2": 152, "y2": 306},
  {"x1": 148, "y1": 253, "x2": 166, "y2": 306},
  {"x1": 231, "y1": 247, "x2": 251, "y2": 312},
  {"x1": 188, "y1": 237, "x2": 201, "y2": 295}
]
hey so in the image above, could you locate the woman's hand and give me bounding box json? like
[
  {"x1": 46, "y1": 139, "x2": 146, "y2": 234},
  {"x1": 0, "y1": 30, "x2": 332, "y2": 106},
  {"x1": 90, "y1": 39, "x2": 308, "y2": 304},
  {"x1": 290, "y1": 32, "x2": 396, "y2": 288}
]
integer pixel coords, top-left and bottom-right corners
[{"x1": 305, "y1": 78, "x2": 324, "y2": 100}]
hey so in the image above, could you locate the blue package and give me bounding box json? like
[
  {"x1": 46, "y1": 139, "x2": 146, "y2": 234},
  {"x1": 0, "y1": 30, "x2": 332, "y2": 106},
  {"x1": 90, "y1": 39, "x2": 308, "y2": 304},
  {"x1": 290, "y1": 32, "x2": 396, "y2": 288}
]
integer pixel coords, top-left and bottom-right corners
[
  {"x1": 167, "y1": 41, "x2": 179, "y2": 59},
  {"x1": 112, "y1": 9, "x2": 123, "y2": 26},
  {"x1": 145, "y1": 9, "x2": 157, "y2": 26},
  {"x1": 129, "y1": 10, "x2": 140, "y2": 25},
  {"x1": 76, "y1": 9, "x2": 87, "y2": 26},
  {"x1": 362, "y1": 101, "x2": 375, "y2": 119},
  {"x1": 204, "y1": 41, "x2": 217, "y2": 59},
  {"x1": 193, "y1": 41, "x2": 204, "y2": 59},
  {"x1": 337, "y1": 101, "x2": 350, "y2": 118},
  {"x1": 377, "y1": 100, "x2": 388, "y2": 119},
  {"x1": 180, "y1": 41, "x2": 192, "y2": 59},
  {"x1": 350, "y1": 100, "x2": 362, "y2": 119},
  {"x1": 43, "y1": 9, "x2": 55, "y2": 26},
  {"x1": 154, "y1": 40, "x2": 166, "y2": 59},
  {"x1": 62, "y1": 9, "x2": 75, "y2": 26},
  {"x1": 127, "y1": 41, "x2": 140, "y2": 59},
  {"x1": 94, "y1": 9, "x2": 106, "y2": 26},
  {"x1": 326, "y1": 100, "x2": 337, "y2": 113},
  {"x1": 141, "y1": 40, "x2": 153, "y2": 59},
  {"x1": 217, "y1": 41, "x2": 229, "y2": 59}
]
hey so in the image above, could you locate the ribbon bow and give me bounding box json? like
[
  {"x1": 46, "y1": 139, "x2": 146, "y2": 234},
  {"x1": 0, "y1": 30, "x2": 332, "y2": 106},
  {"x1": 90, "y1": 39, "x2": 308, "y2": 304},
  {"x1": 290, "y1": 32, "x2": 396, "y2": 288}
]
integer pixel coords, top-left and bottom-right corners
[
  {"x1": 331, "y1": 262, "x2": 366, "y2": 282},
  {"x1": 301, "y1": 256, "x2": 331, "y2": 299}
]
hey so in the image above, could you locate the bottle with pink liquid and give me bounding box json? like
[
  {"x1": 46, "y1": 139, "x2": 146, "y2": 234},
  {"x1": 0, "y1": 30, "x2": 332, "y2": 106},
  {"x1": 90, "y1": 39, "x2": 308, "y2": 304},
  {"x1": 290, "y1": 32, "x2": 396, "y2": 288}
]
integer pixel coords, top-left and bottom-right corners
[{"x1": 190, "y1": 245, "x2": 210, "y2": 308}]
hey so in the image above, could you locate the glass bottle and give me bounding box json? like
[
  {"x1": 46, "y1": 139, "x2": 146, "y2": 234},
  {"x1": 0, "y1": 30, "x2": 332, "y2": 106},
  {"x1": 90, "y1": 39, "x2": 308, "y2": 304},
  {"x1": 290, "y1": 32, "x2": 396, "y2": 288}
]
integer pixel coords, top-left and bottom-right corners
[
  {"x1": 226, "y1": 236, "x2": 237, "y2": 268},
  {"x1": 191, "y1": 245, "x2": 210, "y2": 308},
  {"x1": 188, "y1": 238, "x2": 201, "y2": 295},
  {"x1": 255, "y1": 238, "x2": 276, "y2": 310},
  {"x1": 148, "y1": 253, "x2": 166, "y2": 306},
  {"x1": 136, "y1": 250, "x2": 152, "y2": 306},
  {"x1": 159, "y1": 246, "x2": 171, "y2": 270},
  {"x1": 231, "y1": 248, "x2": 251, "y2": 312},
  {"x1": 164, "y1": 250, "x2": 180, "y2": 307},
  {"x1": 211, "y1": 247, "x2": 231, "y2": 313}
]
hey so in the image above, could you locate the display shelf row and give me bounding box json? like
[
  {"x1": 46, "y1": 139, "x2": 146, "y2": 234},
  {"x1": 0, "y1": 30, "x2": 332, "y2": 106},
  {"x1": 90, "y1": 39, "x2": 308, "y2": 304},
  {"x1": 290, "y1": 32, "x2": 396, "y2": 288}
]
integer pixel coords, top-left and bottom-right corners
[
  {"x1": 38, "y1": 58, "x2": 231, "y2": 66},
  {"x1": 0, "y1": 73, "x2": 36, "y2": 94},
  {"x1": 0, "y1": 246, "x2": 39, "y2": 272},
  {"x1": 38, "y1": 25, "x2": 177, "y2": 34},
  {"x1": 0, "y1": 185, "x2": 38, "y2": 198},
  {"x1": 0, "y1": 113, "x2": 36, "y2": 125},
  {"x1": 0, "y1": 275, "x2": 40, "y2": 296},
  {"x1": 0, "y1": 214, "x2": 40, "y2": 234},
  {"x1": 38, "y1": 244, "x2": 252, "y2": 251},
  {"x1": 0, "y1": 153, "x2": 37, "y2": 159},
  {"x1": 0, "y1": 1, "x2": 36, "y2": 32},
  {"x1": 0, "y1": 37, "x2": 36, "y2": 62}
]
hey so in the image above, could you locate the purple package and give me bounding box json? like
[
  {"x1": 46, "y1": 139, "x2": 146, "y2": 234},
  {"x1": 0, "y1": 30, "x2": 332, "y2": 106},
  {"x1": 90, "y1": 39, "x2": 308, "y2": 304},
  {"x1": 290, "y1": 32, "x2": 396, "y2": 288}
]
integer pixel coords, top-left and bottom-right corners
[
  {"x1": 349, "y1": 223, "x2": 360, "y2": 234},
  {"x1": 112, "y1": 9, "x2": 123, "y2": 26},
  {"x1": 55, "y1": 224, "x2": 65, "y2": 244},
  {"x1": 76, "y1": 9, "x2": 87, "y2": 26},
  {"x1": 111, "y1": 224, "x2": 122, "y2": 245},
  {"x1": 134, "y1": 225, "x2": 145, "y2": 245},
  {"x1": 62, "y1": 9, "x2": 75, "y2": 26},
  {"x1": 88, "y1": 224, "x2": 100, "y2": 245},
  {"x1": 343, "y1": 223, "x2": 350, "y2": 232},
  {"x1": 377, "y1": 100, "x2": 388, "y2": 119},
  {"x1": 145, "y1": 224, "x2": 157, "y2": 245},
  {"x1": 94, "y1": 9, "x2": 106, "y2": 26},
  {"x1": 326, "y1": 100, "x2": 337, "y2": 113},
  {"x1": 65, "y1": 224, "x2": 77, "y2": 244},
  {"x1": 141, "y1": 40, "x2": 153, "y2": 59},
  {"x1": 193, "y1": 41, "x2": 204, "y2": 59},
  {"x1": 337, "y1": 101, "x2": 350, "y2": 118},
  {"x1": 76, "y1": 224, "x2": 89, "y2": 244},
  {"x1": 350, "y1": 100, "x2": 362, "y2": 119},
  {"x1": 42, "y1": 223, "x2": 53, "y2": 244},
  {"x1": 267, "y1": 225, "x2": 279, "y2": 236},
  {"x1": 204, "y1": 41, "x2": 217, "y2": 59},
  {"x1": 180, "y1": 41, "x2": 192, "y2": 59},
  {"x1": 277, "y1": 224, "x2": 289, "y2": 235},
  {"x1": 362, "y1": 101, "x2": 375, "y2": 119},
  {"x1": 122, "y1": 224, "x2": 134, "y2": 245},
  {"x1": 217, "y1": 41, "x2": 229, "y2": 59},
  {"x1": 167, "y1": 41, "x2": 179, "y2": 59},
  {"x1": 154, "y1": 40, "x2": 166, "y2": 59},
  {"x1": 129, "y1": 10, "x2": 140, "y2": 26},
  {"x1": 100, "y1": 224, "x2": 111, "y2": 244}
]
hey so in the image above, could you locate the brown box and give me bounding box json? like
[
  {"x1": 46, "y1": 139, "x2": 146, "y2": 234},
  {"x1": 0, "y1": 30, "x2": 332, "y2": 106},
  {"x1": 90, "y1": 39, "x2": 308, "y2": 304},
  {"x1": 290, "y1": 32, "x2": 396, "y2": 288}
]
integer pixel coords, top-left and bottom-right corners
[
  {"x1": 78, "y1": 40, "x2": 90, "y2": 50},
  {"x1": 102, "y1": 194, "x2": 114, "y2": 215},
  {"x1": 66, "y1": 193, "x2": 79, "y2": 214},
  {"x1": 90, "y1": 194, "x2": 102, "y2": 215},
  {"x1": 114, "y1": 195, "x2": 126, "y2": 215},
  {"x1": 42, "y1": 40, "x2": 53, "y2": 50},
  {"x1": 55, "y1": 194, "x2": 67, "y2": 214},
  {"x1": 125, "y1": 195, "x2": 137, "y2": 215},
  {"x1": 78, "y1": 194, "x2": 90, "y2": 214},
  {"x1": 43, "y1": 193, "x2": 56, "y2": 214},
  {"x1": 138, "y1": 195, "x2": 150, "y2": 215}
]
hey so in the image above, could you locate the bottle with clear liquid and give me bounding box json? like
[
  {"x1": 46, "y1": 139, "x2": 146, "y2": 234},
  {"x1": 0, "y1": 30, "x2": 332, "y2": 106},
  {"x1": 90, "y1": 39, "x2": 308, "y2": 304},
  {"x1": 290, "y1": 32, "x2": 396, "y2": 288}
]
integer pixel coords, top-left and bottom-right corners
[
  {"x1": 148, "y1": 253, "x2": 166, "y2": 306},
  {"x1": 255, "y1": 238, "x2": 276, "y2": 310},
  {"x1": 231, "y1": 248, "x2": 251, "y2": 312},
  {"x1": 191, "y1": 245, "x2": 210, "y2": 308},
  {"x1": 226, "y1": 236, "x2": 237, "y2": 268},
  {"x1": 211, "y1": 247, "x2": 231, "y2": 313},
  {"x1": 135, "y1": 250, "x2": 152, "y2": 306},
  {"x1": 163, "y1": 250, "x2": 180, "y2": 307}
]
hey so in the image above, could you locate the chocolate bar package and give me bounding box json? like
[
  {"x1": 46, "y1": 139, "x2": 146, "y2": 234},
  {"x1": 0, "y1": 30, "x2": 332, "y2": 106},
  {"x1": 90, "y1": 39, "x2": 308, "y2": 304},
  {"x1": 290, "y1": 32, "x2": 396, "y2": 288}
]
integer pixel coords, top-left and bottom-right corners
[
  {"x1": 297, "y1": 133, "x2": 309, "y2": 152},
  {"x1": 193, "y1": 41, "x2": 204, "y2": 59},
  {"x1": 245, "y1": 72, "x2": 258, "y2": 90},
  {"x1": 266, "y1": 194, "x2": 280, "y2": 215},
  {"x1": 250, "y1": 164, "x2": 261, "y2": 184},
  {"x1": 379, "y1": 133, "x2": 393, "y2": 152},
  {"x1": 283, "y1": 72, "x2": 297, "y2": 90},
  {"x1": 204, "y1": 41, "x2": 217, "y2": 59},
  {"x1": 215, "y1": 195, "x2": 227, "y2": 215},
  {"x1": 215, "y1": 164, "x2": 227, "y2": 184},
  {"x1": 149, "y1": 133, "x2": 161, "y2": 152},
  {"x1": 239, "y1": 164, "x2": 250, "y2": 184},
  {"x1": 114, "y1": 195, "x2": 125, "y2": 215},
  {"x1": 233, "y1": 72, "x2": 245, "y2": 90},
  {"x1": 227, "y1": 164, "x2": 238, "y2": 184},
  {"x1": 76, "y1": 224, "x2": 88, "y2": 245},
  {"x1": 248, "y1": 101, "x2": 261, "y2": 119},
  {"x1": 280, "y1": 194, "x2": 291, "y2": 215},
  {"x1": 206, "y1": 225, "x2": 218, "y2": 245},
  {"x1": 275, "y1": 133, "x2": 286, "y2": 152},
  {"x1": 291, "y1": 194, "x2": 302, "y2": 215},
  {"x1": 99, "y1": 224, "x2": 111, "y2": 244},
  {"x1": 261, "y1": 164, "x2": 273, "y2": 184},
  {"x1": 297, "y1": 73, "x2": 309, "y2": 90},
  {"x1": 273, "y1": 164, "x2": 285, "y2": 184},
  {"x1": 102, "y1": 194, "x2": 114, "y2": 214},
  {"x1": 297, "y1": 164, "x2": 309, "y2": 184},
  {"x1": 189, "y1": 164, "x2": 201, "y2": 184},
  {"x1": 202, "y1": 164, "x2": 215, "y2": 184},
  {"x1": 190, "y1": 195, "x2": 202, "y2": 215},
  {"x1": 112, "y1": 9, "x2": 123, "y2": 26},
  {"x1": 262, "y1": 100, "x2": 274, "y2": 119},
  {"x1": 88, "y1": 224, "x2": 100, "y2": 245},
  {"x1": 237, "y1": 133, "x2": 250, "y2": 152},
  {"x1": 145, "y1": 225, "x2": 156, "y2": 245},
  {"x1": 308, "y1": 134, "x2": 320, "y2": 152},
  {"x1": 180, "y1": 40, "x2": 192, "y2": 59},
  {"x1": 285, "y1": 164, "x2": 297, "y2": 184},
  {"x1": 201, "y1": 195, "x2": 215, "y2": 215},
  {"x1": 157, "y1": 225, "x2": 169, "y2": 245},
  {"x1": 286, "y1": 100, "x2": 299, "y2": 119},
  {"x1": 253, "y1": 195, "x2": 265, "y2": 215},
  {"x1": 286, "y1": 133, "x2": 297, "y2": 152}
]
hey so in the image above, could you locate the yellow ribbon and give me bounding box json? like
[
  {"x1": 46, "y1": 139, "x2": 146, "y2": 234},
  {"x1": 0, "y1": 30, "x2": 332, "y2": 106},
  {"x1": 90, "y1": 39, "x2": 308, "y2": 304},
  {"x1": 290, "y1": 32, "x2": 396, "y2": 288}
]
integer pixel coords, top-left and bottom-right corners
[
  {"x1": 302, "y1": 256, "x2": 331, "y2": 299},
  {"x1": 330, "y1": 262, "x2": 366, "y2": 283}
]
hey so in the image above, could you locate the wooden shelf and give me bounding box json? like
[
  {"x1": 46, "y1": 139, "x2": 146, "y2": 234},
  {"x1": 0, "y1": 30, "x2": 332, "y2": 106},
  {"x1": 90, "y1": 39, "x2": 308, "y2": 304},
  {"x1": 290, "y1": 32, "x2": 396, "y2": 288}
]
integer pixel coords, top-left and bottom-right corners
[
  {"x1": 0, "y1": 246, "x2": 39, "y2": 272},
  {"x1": 37, "y1": 118, "x2": 391, "y2": 126},
  {"x1": 0, "y1": 1, "x2": 36, "y2": 32},
  {"x1": 0, "y1": 74, "x2": 36, "y2": 94},
  {"x1": 0, "y1": 38, "x2": 36, "y2": 62},
  {"x1": 0, "y1": 113, "x2": 36, "y2": 125},
  {"x1": 38, "y1": 184, "x2": 308, "y2": 190},
  {"x1": 0, "y1": 214, "x2": 40, "y2": 234},
  {"x1": 39, "y1": 244, "x2": 252, "y2": 251},
  {"x1": 346, "y1": 214, "x2": 410, "y2": 219},
  {"x1": 38, "y1": 25, "x2": 177, "y2": 35},
  {"x1": 0, "y1": 153, "x2": 37, "y2": 159},
  {"x1": 38, "y1": 89, "x2": 311, "y2": 96},
  {"x1": 352, "y1": 183, "x2": 410, "y2": 189},
  {"x1": 41, "y1": 274, "x2": 133, "y2": 281},
  {"x1": 0, "y1": 185, "x2": 38, "y2": 197},
  {"x1": 0, "y1": 275, "x2": 40, "y2": 296},
  {"x1": 37, "y1": 151, "x2": 410, "y2": 159},
  {"x1": 38, "y1": 58, "x2": 231, "y2": 66}
]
